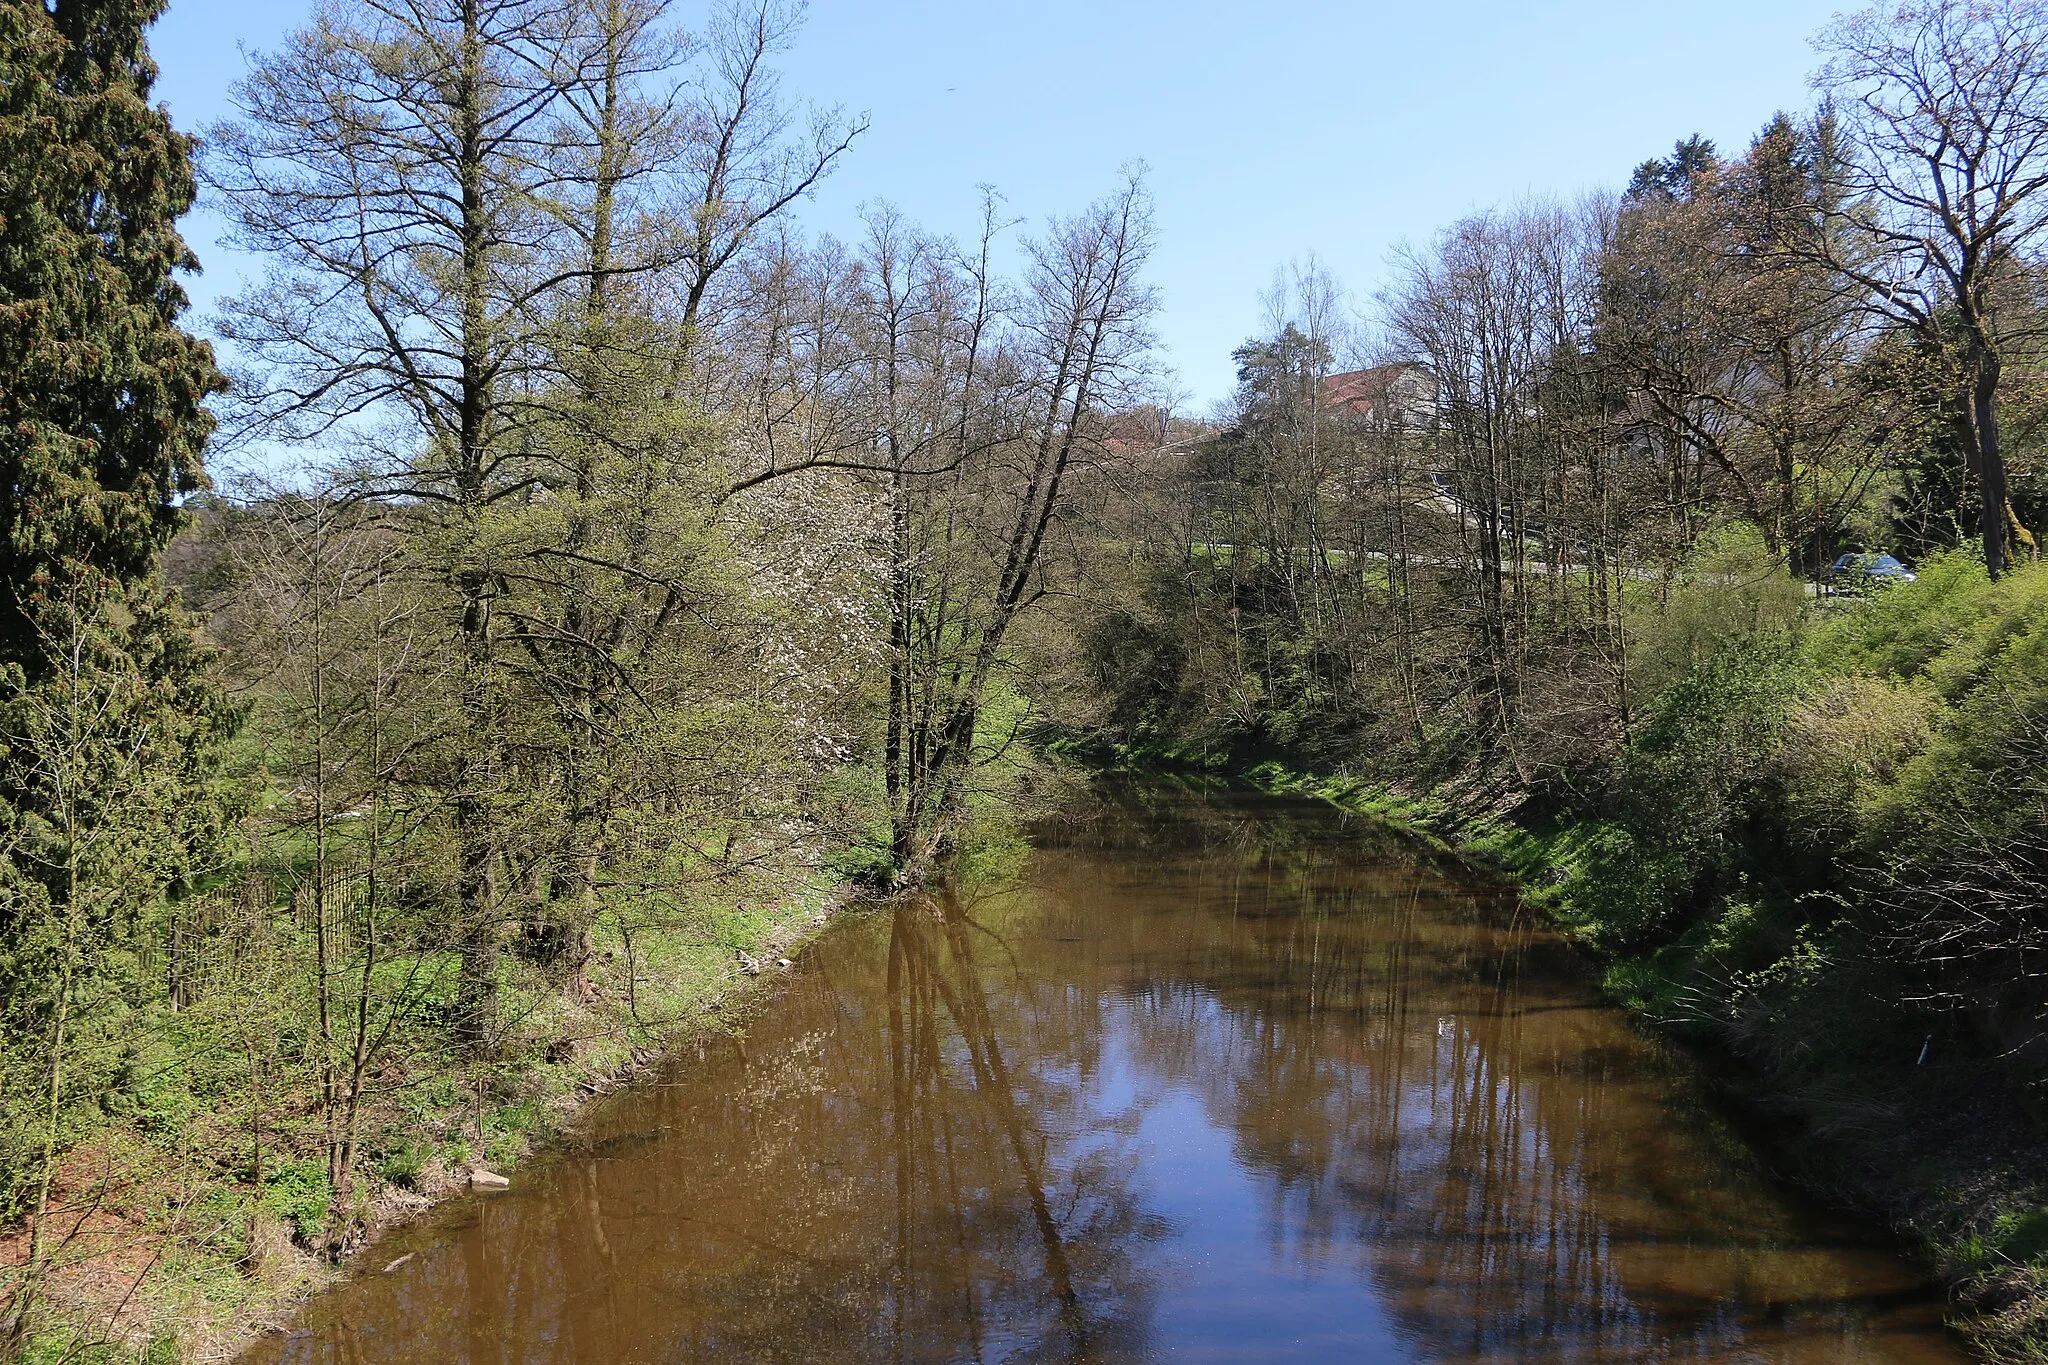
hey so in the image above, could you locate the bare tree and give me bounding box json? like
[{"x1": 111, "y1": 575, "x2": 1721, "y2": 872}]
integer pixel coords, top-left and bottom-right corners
[
  {"x1": 669, "y1": 0, "x2": 867, "y2": 344},
  {"x1": 216, "y1": 489, "x2": 446, "y2": 1251},
  {"x1": 900, "y1": 178, "x2": 1156, "y2": 865},
  {"x1": 740, "y1": 178, "x2": 1157, "y2": 870},
  {"x1": 1388, "y1": 209, "x2": 1561, "y2": 758},
  {"x1": 1811, "y1": 0, "x2": 2048, "y2": 575}
]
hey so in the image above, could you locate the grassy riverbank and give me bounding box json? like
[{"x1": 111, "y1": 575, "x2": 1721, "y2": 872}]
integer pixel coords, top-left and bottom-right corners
[
  {"x1": 2, "y1": 856, "x2": 854, "y2": 1365},
  {"x1": 1058, "y1": 551, "x2": 2048, "y2": 1360},
  {"x1": 1074, "y1": 748, "x2": 2044, "y2": 1355},
  {"x1": 1252, "y1": 759, "x2": 2047, "y2": 1346}
]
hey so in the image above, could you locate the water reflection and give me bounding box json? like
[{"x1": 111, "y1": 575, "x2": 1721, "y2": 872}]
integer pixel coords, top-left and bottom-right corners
[{"x1": 246, "y1": 790, "x2": 1961, "y2": 1363}]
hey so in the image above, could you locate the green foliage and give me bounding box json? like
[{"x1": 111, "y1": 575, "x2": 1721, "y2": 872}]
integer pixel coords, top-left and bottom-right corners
[
  {"x1": 1553, "y1": 821, "x2": 1703, "y2": 949},
  {"x1": 259, "y1": 1159, "x2": 332, "y2": 1248},
  {"x1": 1805, "y1": 549, "x2": 1995, "y2": 681},
  {"x1": 0, "y1": 0, "x2": 223, "y2": 641},
  {"x1": 1991, "y1": 1209, "x2": 2048, "y2": 1268},
  {"x1": 1075, "y1": 605, "x2": 1194, "y2": 743},
  {"x1": 1799, "y1": 557, "x2": 2048, "y2": 908},
  {"x1": 706, "y1": 900, "x2": 773, "y2": 953},
  {"x1": 1777, "y1": 675, "x2": 1941, "y2": 844},
  {"x1": 0, "y1": 0, "x2": 236, "y2": 1250},
  {"x1": 376, "y1": 1137, "x2": 428, "y2": 1190},
  {"x1": 825, "y1": 840, "x2": 900, "y2": 890},
  {"x1": 1625, "y1": 524, "x2": 1808, "y2": 701},
  {"x1": 11, "y1": 1331, "x2": 182, "y2": 1365},
  {"x1": 481, "y1": 1100, "x2": 541, "y2": 1168},
  {"x1": 1554, "y1": 639, "x2": 1804, "y2": 947}
]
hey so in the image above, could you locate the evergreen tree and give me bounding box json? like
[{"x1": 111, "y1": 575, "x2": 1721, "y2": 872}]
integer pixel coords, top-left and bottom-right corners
[
  {"x1": 1626, "y1": 135, "x2": 1720, "y2": 202},
  {"x1": 0, "y1": 0, "x2": 221, "y2": 643},
  {"x1": 0, "y1": 0, "x2": 228, "y2": 1326}
]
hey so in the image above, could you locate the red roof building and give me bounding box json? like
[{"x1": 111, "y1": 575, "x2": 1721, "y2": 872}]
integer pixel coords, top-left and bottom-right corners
[{"x1": 1321, "y1": 362, "x2": 1435, "y2": 428}]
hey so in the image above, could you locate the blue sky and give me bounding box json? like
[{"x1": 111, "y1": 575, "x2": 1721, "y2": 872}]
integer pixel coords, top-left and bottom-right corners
[{"x1": 153, "y1": 0, "x2": 1849, "y2": 412}]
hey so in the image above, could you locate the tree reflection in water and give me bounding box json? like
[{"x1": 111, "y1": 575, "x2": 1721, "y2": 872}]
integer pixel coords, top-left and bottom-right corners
[{"x1": 244, "y1": 789, "x2": 1961, "y2": 1364}]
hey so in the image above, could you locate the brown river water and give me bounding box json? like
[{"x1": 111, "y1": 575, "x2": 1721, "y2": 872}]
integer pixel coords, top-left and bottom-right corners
[{"x1": 244, "y1": 787, "x2": 1966, "y2": 1363}]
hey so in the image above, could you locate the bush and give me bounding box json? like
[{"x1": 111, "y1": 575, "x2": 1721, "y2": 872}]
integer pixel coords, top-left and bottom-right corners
[
  {"x1": 1993, "y1": 1208, "x2": 2048, "y2": 1268},
  {"x1": 1861, "y1": 568, "x2": 2048, "y2": 854},
  {"x1": 1627, "y1": 524, "x2": 1808, "y2": 702},
  {"x1": 1787, "y1": 555, "x2": 2048, "y2": 1070},
  {"x1": 1805, "y1": 548, "x2": 2008, "y2": 684},
  {"x1": 1777, "y1": 675, "x2": 1941, "y2": 846},
  {"x1": 1556, "y1": 821, "x2": 1702, "y2": 948},
  {"x1": 1541, "y1": 637, "x2": 1805, "y2": 951}
]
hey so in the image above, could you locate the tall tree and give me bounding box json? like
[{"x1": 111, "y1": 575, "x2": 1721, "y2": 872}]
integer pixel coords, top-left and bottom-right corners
[
  {"x1": 1811, "y1": 0, "x2": 2048, "y2": 576},
  {"x1": 509, "y1": 0, "x2": 858, "y2": 989},
  {"x1": 730, "y1": 181, "x2": 1157, "y2": 870},
  {"x1": 209, "y1": 0, "x2": 585, "y2": 1051},
  {"x1": 886, "y1": 179, "x2": 1156, "y2": 865},
  {"x1": 209, "y1": 0, "x2": 863, "y2": 1039},
  {"x1": 670, "y1": 0, "x2": 865, "y2": 347},
  {"x1": 0, "y1": 0, "x2": 227, "y2": 1342},
  {"x1": 1605, "y1": 116, "x2": 1885, "y2": 577}
]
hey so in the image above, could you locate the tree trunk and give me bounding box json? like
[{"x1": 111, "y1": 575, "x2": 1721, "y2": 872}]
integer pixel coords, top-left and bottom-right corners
[
  {"x1": 1971, "y1": 351, "x2": 2011, "y2": 579},
  {"x1": 452, "y1": 0, "x2": 499, "y2": 1056}
]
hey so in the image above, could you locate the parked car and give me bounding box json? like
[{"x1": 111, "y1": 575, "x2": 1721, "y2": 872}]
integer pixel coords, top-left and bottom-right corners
[{"x1": 1825, "y1": 551, "x2": 1917, "y2": 593}]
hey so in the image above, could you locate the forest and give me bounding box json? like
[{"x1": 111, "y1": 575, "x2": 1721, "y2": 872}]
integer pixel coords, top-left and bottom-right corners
[{"x1": 9, "y1": 0, "x2": 2048, "y2": 1358}]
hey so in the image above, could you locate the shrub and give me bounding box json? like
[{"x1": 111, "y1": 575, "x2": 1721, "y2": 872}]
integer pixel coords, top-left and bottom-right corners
[
  {"x1": 1626, "y1": 642, "x2": 1800, "y2": 840},
  {"x1": 1865, "y1": 583, "x2": 2048, "y2": 854},
  {"x1": 1778, "y1": 675, "x2": 1941, "y2": 846},
  {"x1": 1626, "y1": 524, "x2": 1808, "y2": 702},
  {"x1": 1805, "y1": 548, "x2": 2006, "y2": 683},
  {"x1": 1556, "y1": 821, "x2": 1702, "y2": 948},
  {"x1": 1563, "y1": 639, "x2": 1804, "y2": 949}
]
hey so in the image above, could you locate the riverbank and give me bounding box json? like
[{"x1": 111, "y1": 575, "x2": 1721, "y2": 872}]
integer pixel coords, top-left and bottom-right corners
[
  {"x1": 231, "y1": 784, "x2": 1968, "y2": 1362},
  {"x1": 1055, "y1": 544, "x2": 2048, "y2": 1361},
  {"x1": 1, "y1": 863, "x2": 858, "y2": 1365},
  {"x1": 1206, "y1": 756, "x2": 2046, "y2": 1361}
]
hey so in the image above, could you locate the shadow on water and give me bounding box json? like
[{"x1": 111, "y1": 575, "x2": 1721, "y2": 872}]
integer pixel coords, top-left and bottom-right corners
[{"x1": 243, "y1": 787, "x2": 1966, "y2": 1363}]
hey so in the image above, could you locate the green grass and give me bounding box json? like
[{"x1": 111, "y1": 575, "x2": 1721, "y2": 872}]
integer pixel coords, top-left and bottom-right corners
[{"x1": 6, "y1": 849, "x2": 855, "y2": 1364}]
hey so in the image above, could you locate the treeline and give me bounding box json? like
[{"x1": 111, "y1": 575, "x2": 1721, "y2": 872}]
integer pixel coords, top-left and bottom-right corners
[
  {"x1": 1050, "y1": 0, "x2": 2048, "y2": 1345},
  {"x1": 21, "y1": 0, "x2": 2048, "y2": 1354},
  {"x1": 0, "y1": 0, "x2": 1157, "y2": 1355}
]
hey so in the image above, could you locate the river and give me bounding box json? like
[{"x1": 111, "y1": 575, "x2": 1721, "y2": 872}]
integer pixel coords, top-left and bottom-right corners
[{"x1": 243, "y1": 787, "x2": 1965, "y2": 1363}]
